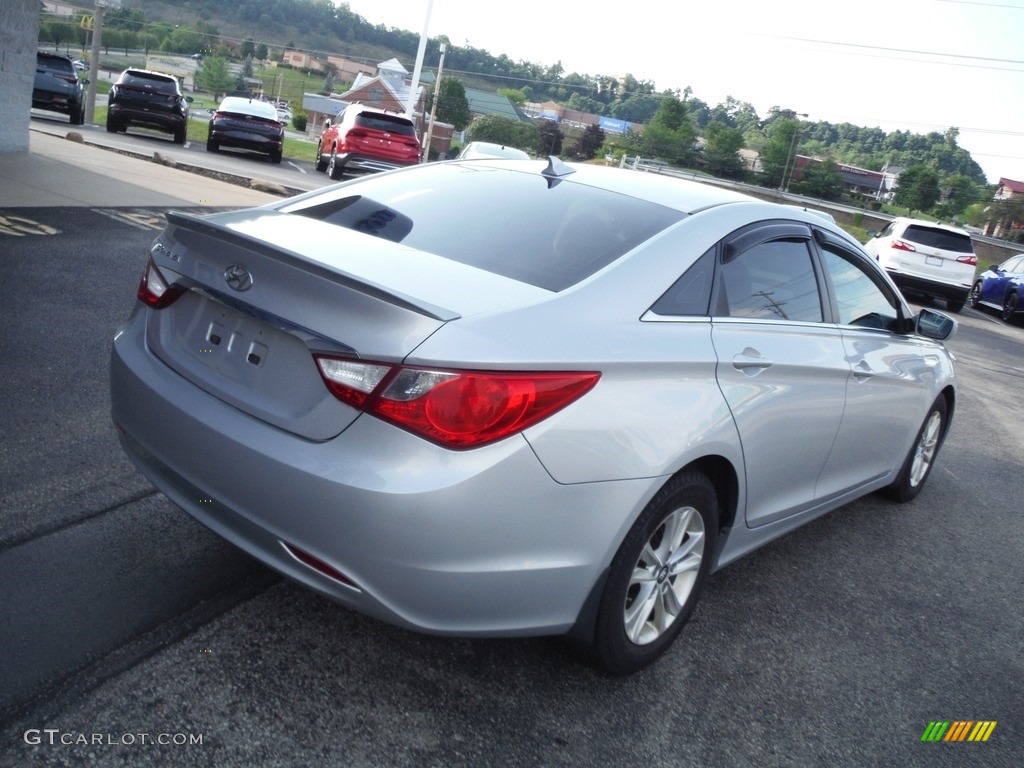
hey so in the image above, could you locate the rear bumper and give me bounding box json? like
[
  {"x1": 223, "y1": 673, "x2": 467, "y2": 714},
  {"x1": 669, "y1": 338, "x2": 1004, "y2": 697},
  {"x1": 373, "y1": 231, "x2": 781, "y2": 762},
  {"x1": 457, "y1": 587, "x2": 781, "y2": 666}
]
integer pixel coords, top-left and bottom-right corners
[
  {"x1": 110, "y1": 312, "x2": 647, "y2": 637},
  {"x1": 884, "y1": 269, "x2": 971, "y2": 303},
  {"x1": 209, "y1": 129, "x2": 282, "y2": 154},
  {"x1": 339, "y1": 152, "x2": 419, "y2": 174},
  {"x1": 109, "y1": 104, "x2": 187, "y2": 133}
]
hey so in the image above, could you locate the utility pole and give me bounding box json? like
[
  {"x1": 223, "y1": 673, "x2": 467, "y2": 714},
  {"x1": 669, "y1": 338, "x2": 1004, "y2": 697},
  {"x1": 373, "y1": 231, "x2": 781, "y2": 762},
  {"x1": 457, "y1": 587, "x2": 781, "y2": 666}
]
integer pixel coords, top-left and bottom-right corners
[
  {"x1": 85, "y1": 0, "x2": 122, "y2": 124},
  {"x1": 423, "y1": 43, "x2": 446, "y2": 161},
  {"x1": 780, "y1": 110, "x2": 808, "y2": 193}
]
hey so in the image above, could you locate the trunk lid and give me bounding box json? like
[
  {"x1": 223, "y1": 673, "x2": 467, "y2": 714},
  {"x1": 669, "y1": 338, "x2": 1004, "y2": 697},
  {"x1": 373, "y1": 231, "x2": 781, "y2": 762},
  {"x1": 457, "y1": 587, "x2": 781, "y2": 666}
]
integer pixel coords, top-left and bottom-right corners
[{"x1": 144, "y1": 209, "x2": 548, "y2": 440}]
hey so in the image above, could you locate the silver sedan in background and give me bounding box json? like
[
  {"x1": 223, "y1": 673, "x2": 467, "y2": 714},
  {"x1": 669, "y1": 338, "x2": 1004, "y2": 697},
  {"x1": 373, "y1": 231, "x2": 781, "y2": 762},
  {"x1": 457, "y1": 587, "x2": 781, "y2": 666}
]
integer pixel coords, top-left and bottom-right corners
[{"x1": 111, "y1": 158, "x2": 956, "y2": 675}]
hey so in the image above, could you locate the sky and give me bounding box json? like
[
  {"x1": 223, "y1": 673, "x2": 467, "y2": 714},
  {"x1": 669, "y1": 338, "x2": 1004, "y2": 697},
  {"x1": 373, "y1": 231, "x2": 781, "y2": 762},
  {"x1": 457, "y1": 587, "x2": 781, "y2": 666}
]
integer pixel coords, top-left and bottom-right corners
[{"x1": 336, "y1": 0, "x2": 1024, "y2": 184}]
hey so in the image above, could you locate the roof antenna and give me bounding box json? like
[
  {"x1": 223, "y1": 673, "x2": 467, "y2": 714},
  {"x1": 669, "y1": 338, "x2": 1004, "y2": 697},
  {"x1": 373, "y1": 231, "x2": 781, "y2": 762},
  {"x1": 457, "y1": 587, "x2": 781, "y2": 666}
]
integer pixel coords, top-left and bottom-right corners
[{"x1": 542, "y1": 156, "x2": 575, "y2": 179}]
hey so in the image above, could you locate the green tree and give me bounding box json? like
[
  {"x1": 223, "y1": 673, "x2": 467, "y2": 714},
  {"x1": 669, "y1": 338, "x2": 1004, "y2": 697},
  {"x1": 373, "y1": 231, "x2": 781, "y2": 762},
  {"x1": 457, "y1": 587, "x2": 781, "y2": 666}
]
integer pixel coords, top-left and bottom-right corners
[
  {"x1": 255, "y1": 42, "x2": 269, "y2": 61},
  {"x1": 436, "y1": 77, "x2": 471, "y2": 131},
  {"x1": 195, "y1": 55, "x2": 235, "y2": 100},
  {"x1": 240, "y1": 38, "x2": 255, "y2": 59},
  {"x1": 759, "y1": 118, "x2": 801, "y2": 189},
  {"x1": 792, "y1": 159, "x2": 845, "y2": 200},
  {"x1": 934, "y1": 173, "x2": 980, "y2": 218},
  {"x1": 641, "y1": 95, "x2": 696, "y2": 166},
  {"x1": 498, "y1": 88, "x2": 526, "y2": 106},
  {"x1": 894, "y1": 165, "x2": 942, "y2": 214},
  {"x1": 466, "y1": 115, "x2": 539, "y2": 151},
  {"x1": 702, "y1": 121, "x2": 745, "y2": 179}
]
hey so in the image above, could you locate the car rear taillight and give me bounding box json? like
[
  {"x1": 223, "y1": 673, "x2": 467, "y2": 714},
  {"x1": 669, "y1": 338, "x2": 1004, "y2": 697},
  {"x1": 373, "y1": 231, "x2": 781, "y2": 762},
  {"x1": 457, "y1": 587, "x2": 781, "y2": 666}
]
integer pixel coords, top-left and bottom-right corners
[
  {"x1": 314, "y1": 356, "x2": 600, "y2": 449},
  {"x1": 891, "y1": 239, "x2": 916, "y2": 252},
  {"x1": 137, "y1": 257, "x2": 184, "y2": 309},
  {"x1": 957, "y1": 255, "x2": 978, "y2": 265}
]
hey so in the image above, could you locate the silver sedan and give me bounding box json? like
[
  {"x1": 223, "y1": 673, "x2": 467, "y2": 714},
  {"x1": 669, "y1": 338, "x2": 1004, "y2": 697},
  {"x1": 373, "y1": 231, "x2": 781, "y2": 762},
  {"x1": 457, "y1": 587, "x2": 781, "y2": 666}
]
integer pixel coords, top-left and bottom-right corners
[{"x1": 111, "y1": 158, "x2": 956, "y2": 674}]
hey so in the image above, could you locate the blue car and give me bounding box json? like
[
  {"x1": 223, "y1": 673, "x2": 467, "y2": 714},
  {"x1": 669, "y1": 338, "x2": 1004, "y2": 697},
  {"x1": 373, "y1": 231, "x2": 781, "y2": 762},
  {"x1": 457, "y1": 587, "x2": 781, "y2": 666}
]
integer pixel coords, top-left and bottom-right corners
[{"x1": 969, "y1": 253, "x2": 1024, "y2": 323}]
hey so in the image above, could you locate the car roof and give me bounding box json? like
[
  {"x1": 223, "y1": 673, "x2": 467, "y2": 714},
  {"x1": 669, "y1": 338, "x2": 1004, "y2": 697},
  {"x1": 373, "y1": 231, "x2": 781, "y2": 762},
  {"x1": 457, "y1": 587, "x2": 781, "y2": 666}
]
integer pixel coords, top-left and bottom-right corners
[{"x1": 500, "y1": 161, "x2": 753, "y2": 214}]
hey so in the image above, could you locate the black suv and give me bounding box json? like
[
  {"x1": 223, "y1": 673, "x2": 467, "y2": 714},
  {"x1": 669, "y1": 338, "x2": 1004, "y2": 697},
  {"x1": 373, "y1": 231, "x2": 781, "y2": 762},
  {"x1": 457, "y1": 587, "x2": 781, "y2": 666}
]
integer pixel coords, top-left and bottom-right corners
[
  {"x1": 106, "y1": 69, "x2": 190, "y2": 144},
  {"x1": 33, "y1": 51, "x2": 85, "y2": 125}
]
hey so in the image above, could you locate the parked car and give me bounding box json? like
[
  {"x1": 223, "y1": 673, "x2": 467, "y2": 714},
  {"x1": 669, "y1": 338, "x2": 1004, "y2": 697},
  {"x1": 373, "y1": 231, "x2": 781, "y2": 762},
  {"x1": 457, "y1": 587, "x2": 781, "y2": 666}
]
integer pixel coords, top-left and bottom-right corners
[
  {"x1": 72, "y1": 59, "x2": 87, "y2": 71},
  {"x1": 969, "y1": 253, "x2": 1024, "y2": 323},
  {"x1": 111, "y1": 159, "x2": 957, "y2": 675},
  {"x1": 106, "y1": 68, "x2": 190, "y2": 145},
  {"x1": 457, "y1": 141, "x2": 530, "y2": 160},
  {"x1": 315, "y1": 104, "x2": 420, "y2": 180},
  {"x1": 863, "y1": 217, "x2": 977, "y2": 312},
  {"x1": 207, "y1": 97, "x2": 284, "y2": 164},
  {"x1": 32, "y1": 51, "x2": 85, "y2": 125}
]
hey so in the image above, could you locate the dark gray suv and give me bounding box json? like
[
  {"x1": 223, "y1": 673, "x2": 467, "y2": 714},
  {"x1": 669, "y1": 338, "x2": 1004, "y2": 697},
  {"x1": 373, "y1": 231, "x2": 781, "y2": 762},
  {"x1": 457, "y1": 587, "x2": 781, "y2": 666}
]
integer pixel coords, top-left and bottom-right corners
[
  {"x1": 106, "y1": 68, "x2": 190, "y2": 144},
  {"x1": 33, "y1": 51, "x2": 85, "y2": 125}
]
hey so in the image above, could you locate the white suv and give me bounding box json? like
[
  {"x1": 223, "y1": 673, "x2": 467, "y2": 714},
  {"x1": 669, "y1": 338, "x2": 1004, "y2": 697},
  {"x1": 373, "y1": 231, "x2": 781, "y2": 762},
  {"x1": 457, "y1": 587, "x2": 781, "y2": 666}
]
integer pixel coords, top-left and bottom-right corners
[{"x1": 864, "y1": 218, "x2": 977, "y2": 312}]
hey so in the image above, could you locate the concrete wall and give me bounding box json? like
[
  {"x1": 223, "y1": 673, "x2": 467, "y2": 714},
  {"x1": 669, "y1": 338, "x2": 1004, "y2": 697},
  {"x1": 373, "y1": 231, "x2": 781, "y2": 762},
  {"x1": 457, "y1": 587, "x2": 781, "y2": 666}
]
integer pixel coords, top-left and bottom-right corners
[{"x1": 0, "y1": 0, "x2": 39, "y2": 153}]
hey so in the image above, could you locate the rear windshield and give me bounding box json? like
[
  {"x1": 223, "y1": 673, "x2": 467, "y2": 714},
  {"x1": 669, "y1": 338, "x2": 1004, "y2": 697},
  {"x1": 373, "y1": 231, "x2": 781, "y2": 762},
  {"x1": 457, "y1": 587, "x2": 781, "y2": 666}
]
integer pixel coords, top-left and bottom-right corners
[
  {"x1": 903, "y1": 225, "x2": 973, "y2": 254},
  {"x1": 120, "y1": 71, "x2": 178, "y2": 93},
  {"x1": 38, "y1": 55, "x2": 74, "y2": 75},
  {"x1": 353, "y1": 112, "x2": 416, "y2": 136},
  {"x1": 281, "y1": 163, "x2": 685, "y2": 291}
]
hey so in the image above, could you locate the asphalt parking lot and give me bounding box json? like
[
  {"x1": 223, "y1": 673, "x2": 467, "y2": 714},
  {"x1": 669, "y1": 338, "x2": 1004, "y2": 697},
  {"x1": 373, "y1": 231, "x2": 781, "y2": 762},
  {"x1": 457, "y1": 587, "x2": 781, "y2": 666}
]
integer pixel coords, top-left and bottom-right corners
[{"x1": 0, "y1": 141, "x2": 1020, "y2": 766}]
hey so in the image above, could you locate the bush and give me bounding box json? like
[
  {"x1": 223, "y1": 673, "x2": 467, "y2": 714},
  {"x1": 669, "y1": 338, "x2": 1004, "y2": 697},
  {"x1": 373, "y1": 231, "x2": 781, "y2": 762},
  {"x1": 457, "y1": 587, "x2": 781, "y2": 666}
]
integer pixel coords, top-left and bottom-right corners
[{"x1": 293, "y1": 113, "x2": 307, "y2": 132}]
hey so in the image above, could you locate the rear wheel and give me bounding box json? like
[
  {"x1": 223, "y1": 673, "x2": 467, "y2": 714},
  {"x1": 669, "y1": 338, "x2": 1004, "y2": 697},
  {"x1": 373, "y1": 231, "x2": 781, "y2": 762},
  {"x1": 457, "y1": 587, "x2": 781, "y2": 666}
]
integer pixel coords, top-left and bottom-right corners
[
  {"x1": 882, "y1": 396, "x2": 947, "y2": 503},
  {"x1": 968, "y1": 281, "x2": 983, "y2": 308},
  {"x1": 327, "y1": 147, "x2": 344, "y2": 180},
  {"x1": 269, "y1": 149, "x2": 282, "y2": 164},
  {"x1": 1002, "y1": 292, "x2": 1019, "y2": 323},
  {"x1": 591, "y1": 470, "x2": 718, "y2": 676},
  {"x1": 206, "y1": 138, "x2": 219, "y2": 152},
  {"x1": 70, "y1": 103, "x2": 84, "y2": 126},
  {"x1": 105, "y1": 118, "x2": 119, "y2": 133},
  {"x1": 946, "y1": 298, "x2": 964, "y2": 313},
  {"x1": 314, "y1": 141, "x2": 328, "y2": 172},
  {"x1": 173, "y1": 127, "x2": 186, "y2": 145}
]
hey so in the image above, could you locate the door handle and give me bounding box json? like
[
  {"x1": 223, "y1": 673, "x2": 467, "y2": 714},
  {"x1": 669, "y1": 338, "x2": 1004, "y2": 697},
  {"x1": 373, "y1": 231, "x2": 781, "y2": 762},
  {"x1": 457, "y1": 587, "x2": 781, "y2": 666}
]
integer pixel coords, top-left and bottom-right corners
[{"x1": 732, "y1": 348, "x2": 772, "y2": 374}]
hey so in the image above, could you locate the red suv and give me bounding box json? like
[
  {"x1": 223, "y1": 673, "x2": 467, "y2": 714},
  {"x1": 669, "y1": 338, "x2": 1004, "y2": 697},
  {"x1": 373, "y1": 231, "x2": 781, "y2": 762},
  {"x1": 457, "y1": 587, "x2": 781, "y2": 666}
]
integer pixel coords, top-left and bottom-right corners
[{"x1": 315, "y1": 105, "x2": 421, "y2": 180}]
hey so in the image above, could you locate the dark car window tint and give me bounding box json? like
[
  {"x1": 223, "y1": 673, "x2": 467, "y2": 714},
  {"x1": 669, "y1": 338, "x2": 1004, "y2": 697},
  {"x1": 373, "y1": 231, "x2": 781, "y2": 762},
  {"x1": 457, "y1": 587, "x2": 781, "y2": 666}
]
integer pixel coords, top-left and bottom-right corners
[
  {"x1": 650, "y1": 248, "x2": 715, "y2": 316},
  {"x1": 38, "y1": 56, "x2": 74, "y2": 75},
  {"x1": 821, "y1": 244, "x2": 899, "y2": 330},
  {"x1": 717, "y1": 239, "x2": 822, "y2": 322},
  {"x1": 902, "y1": 225, "x2": 973, "y2": 254},
  {"x1": 354, "y1": 113, "x2": 416, "y2": 136},
  {"x1": 282, "y1": 164, "x2": 685, "y2": 292}
]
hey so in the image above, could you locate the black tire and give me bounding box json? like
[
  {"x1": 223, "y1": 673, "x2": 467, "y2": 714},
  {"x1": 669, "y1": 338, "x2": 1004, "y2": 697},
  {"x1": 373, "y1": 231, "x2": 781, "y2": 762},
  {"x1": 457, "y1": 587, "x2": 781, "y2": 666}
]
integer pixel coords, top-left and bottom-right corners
[
  {"x1": 206, "y1": 139, "x2": 219, "y2": 152},
  {"x1": 269, "y1": 149, "x2": 282, "y2": 164},
  {"x1": 946, "y1": 298, "x2": 964, "y2": 313},
  {"x1": 327, "y1": 147, "x2": 344, "y2": 180},
  {"x1": 173, "y1": 127, "x2": 187, "y2": 145},
  {"x1": 314, "y1": 141, "x2": 328, "y2": 172},
  {"x1": 70, "y1": 103, "x2": 84, "y2": 126},
  {"x1": 968, "y1": 281, "x2": 983, "y2": 308},
  {"x1": 1002, "y1": 292, "x2": 1019, "y2": 323},
  {"x1": 881, "y1": 396, "x2": 948, "y2": 503},
  {"x1": 591, "y1": 470, "x2": 718, "y2": 676},
  {"x1": 105, "y1": 119, "x2": 118, "y2": 133}
]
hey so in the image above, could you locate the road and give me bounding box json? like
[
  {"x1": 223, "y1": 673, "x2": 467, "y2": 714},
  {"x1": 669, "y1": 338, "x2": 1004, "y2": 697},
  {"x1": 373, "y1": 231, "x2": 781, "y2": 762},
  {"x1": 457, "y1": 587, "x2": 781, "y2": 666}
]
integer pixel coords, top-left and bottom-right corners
[{"x1": 0, "y1": 204, "x2": 1021, "y2": 767}]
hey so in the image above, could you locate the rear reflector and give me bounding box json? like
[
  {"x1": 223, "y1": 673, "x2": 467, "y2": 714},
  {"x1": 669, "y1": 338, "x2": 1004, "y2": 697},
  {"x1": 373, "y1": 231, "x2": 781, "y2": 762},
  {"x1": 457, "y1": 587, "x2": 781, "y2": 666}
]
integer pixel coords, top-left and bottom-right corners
[
  {"x1": 281, "y1": 542, "x2": 359, "y2": 589},
  {"x1": 957, "y1": 255, "x2": 978, "y2": 265}
]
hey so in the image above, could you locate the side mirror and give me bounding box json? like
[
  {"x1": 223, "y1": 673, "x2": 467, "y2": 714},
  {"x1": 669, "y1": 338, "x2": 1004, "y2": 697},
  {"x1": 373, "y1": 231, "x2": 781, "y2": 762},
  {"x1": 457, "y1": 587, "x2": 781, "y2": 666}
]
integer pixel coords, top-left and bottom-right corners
[
  {"x1": 915, "y1": 308, "x2": 957, "y2": 341},
  {"x1": 185, "y1": 96, "x2": 194, "y2": 104},
  {"x1": 80, "y1": 77, "x2": 89, "y2": 85}
]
